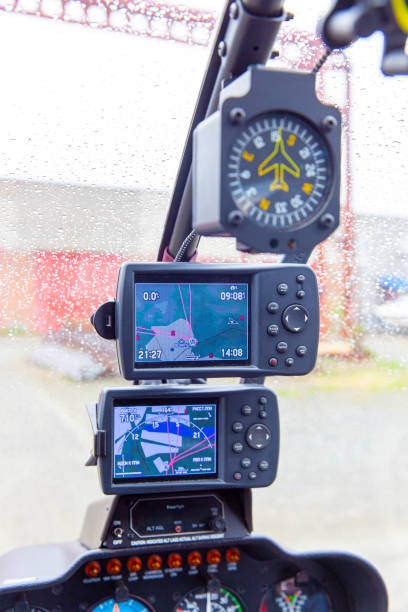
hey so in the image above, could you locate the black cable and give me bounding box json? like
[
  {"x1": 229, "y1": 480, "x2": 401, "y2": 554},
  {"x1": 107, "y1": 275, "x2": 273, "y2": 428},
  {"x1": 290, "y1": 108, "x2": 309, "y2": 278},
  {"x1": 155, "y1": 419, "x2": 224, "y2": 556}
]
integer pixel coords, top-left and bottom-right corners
[
  {"x1": 312, "y1": 47, "x2": 333, "y2": 73},
  {"x1": 174, "y1": 229, "x2": 200, "y2": 262}
]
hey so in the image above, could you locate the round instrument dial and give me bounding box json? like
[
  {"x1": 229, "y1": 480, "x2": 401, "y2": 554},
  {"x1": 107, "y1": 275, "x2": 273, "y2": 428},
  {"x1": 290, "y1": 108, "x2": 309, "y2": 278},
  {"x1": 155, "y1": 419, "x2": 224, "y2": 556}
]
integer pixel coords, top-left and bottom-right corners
[
  {"x1": 228, "y1": 112, "x2": 332, "y2": 231},
  {"x1": 174, "y1": 586, "x2": 244, "y2": 611},
  {"x1": 259, "y1": 577, "x2": 332, "y2": 611},
  {"x1": 86, "y1": 597, "x2": 154, "y2": 611}
]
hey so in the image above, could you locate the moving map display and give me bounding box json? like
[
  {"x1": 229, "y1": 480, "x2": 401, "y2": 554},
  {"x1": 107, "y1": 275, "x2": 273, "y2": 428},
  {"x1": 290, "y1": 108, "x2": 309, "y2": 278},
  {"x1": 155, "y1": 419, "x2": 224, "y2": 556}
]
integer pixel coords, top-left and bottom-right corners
[
  {"x1": 113, "y1": 403, "x2": 217, "y2": 480},
  {"x1": 134, "y1": 282, "x2": 249, "y2": 364}
]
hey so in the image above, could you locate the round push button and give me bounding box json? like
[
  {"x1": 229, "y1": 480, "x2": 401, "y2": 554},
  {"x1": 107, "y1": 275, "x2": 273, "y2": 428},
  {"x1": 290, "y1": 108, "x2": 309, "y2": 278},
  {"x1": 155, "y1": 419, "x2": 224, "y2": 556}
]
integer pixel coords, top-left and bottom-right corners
[
  {"x1": 246, "y1": 424, "x2": 272, "y2": 450},
  {"x1": 285, "y1": 357, "x2": 294, "y2": 367},
  {"x1": 258, "y1": 396, "x2": 267, "y2": 405},
  {"x1": 267, "y1": 324, "x2": 279, "y2": 336},
  {"x1": 233, "y1": 472, "x2": 242, "y2": 481},
  {"x1": 267, "y1": 301, "x2": 279, "y2": 314},
  {"x1": 296, "y1": 290, "x2": 305, "y2": 299},
  {"x1": 241, "y1": 404, "x2": 252, "y2": 416},
  {"x1": 259, "y1": 409, "x2": 268, "y2": 418},
  {"x1": 232, "y1": 421, "x2": 244, "y2": 433},
  {"x1": 277, "y1": 283, "x2": 288, "y2": 295},
  {"x1": 296, "y1": 274, "x2": 305, "y2": 284},
  {"x1": 248, "y1": 471, "x2": 257, "y2": 480},
  {"x1": 233, "y1": 442, "x2": 244, "y2": 453},
  {"x1": 268, "y1": 357, "x2": 278, "y2": 368},
  {"x1": 276, "y1": 341, "x2": 288, "y2": 353},
  {"x1": 282, "y1": 304, "x2": 309, "y2": 333},
  {"x1": 296, "y1": 345, "x2": 307, "y2": 357},
  {"x1": 241, "y1": 457, "x2": 251, "y2": 468},
  {"x1": 258, "y1": 460, "x2": 269, "y2": 471}
]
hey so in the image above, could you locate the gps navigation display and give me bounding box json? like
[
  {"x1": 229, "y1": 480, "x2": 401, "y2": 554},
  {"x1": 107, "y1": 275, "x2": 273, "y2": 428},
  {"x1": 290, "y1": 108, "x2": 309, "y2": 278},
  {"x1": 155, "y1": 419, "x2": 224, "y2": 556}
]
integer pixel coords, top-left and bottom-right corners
[
  {"x1": 113, "y1": 403, "x2": 217, "y2": 481},
  {"x1": 134, "y1": 282, "x2": 249, "y2": 364}
]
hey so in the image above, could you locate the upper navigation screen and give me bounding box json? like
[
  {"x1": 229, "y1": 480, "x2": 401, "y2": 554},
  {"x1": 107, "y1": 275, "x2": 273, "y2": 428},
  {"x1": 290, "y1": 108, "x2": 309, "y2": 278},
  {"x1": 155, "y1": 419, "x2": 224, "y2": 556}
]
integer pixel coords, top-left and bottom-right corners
[
  {"x1": 113, "y1": 403, "x2": 217, "y2": 480},
  {"x1": 134, "y1": 282, "x2": 249, "y2": 364}
]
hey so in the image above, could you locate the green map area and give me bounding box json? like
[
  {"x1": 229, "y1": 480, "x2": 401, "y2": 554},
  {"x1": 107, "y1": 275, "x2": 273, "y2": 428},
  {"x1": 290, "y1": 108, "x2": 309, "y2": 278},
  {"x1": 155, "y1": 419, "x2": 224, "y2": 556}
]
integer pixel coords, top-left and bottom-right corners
[{"x1": 135, "y1": 282, "x2": 248, "y2": 362}]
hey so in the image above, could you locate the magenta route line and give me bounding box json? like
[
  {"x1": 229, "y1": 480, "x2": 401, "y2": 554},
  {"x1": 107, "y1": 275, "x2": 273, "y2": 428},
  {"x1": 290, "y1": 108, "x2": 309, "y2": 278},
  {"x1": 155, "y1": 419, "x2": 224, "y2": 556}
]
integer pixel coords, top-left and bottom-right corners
[
  {"x1": 168, "y1": 442, "x2": 215, "y2": 468},
  {"x1": 178, "y1": 284, "x2": 193, "y2": 339},
  {"x1": 167, "y1": 433, "x2": 215, "y2": 469},
  {"x1": 166, "y1": 416, "x2": 175, "y2": 475},
  {"x1": 189, "y1": 283, "x2": 192, "y2": 335}
]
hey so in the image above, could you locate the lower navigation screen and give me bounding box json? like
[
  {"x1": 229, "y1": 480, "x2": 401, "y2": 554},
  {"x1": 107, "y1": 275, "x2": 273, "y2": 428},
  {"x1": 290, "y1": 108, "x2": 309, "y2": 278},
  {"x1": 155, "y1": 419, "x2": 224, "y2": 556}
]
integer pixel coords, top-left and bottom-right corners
[
  {"x1": 134, "y1": 282, "x2": 249, "y2": 364},
  {"x1": 113, "y1": 403, "x2": 217, "y2": 480}
]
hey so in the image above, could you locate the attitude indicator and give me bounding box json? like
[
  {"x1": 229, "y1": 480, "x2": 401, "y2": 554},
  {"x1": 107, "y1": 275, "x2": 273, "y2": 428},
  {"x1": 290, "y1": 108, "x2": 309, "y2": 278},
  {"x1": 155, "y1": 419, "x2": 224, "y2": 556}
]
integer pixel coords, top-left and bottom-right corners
[{"x1": 86, "y1": 597, "x2": 154, "y2": 611}]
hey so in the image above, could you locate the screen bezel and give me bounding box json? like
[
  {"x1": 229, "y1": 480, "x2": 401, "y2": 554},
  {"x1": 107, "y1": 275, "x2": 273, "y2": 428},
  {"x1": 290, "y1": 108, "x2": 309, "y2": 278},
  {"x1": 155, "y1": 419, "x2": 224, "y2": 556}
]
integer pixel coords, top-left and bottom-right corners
[
  {"x1": 111, "y1": 397, "x2": 219, "y2": 485},
  {"x1": 132, "y1": 273, "x2": 251, "y2": 369}
]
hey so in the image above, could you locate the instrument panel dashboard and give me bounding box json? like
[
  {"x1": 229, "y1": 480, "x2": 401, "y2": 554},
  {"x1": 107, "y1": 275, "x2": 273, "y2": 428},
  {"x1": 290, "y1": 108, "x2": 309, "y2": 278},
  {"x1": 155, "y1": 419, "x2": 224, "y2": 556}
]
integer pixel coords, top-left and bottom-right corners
[{"x1": 0, "y1": 537, "x2": 387, "y2": 612}]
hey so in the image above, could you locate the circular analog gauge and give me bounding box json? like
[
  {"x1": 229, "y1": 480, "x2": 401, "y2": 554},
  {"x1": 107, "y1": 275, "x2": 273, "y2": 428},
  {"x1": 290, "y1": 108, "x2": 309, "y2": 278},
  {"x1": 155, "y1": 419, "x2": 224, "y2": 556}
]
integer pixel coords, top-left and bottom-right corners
[
  {"x1": 259, "y1": 577, "x2": 332, "y2": 611},
  {"x1": 174, "y1": 586, "x2": 244, "y2": 611},
  {"x1": 228, "y1": 111, "x2": 332, "y2": 231},
  {"x1": 86, "y1": 597, "x2": 155, "y2": 612}
]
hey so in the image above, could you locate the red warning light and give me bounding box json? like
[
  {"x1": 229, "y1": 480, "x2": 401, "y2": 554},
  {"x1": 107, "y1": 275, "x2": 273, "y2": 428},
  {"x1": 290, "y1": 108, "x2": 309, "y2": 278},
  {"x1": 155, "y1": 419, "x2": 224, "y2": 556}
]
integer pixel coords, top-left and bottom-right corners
[
  {"x1": 187, "y1": 551, "x2": 202, "y2": 567},
  {"x1": 136, "y1": 335, "x2": 140, "y2": 340},
  {"x1": 209, "y1": 353, "x2": 213, "y2": 358},
  {"x1": 85, "y1": 561, "x2": 101, "y2": 578},
  {"x1": 171, "y1": 330, "x2": 175, "y2": 336},
  {"x1": 240, "y1": 315, "x2": 244, "y2": 320},
  {"x1": 127, "y1": 557, "x2": 142, "y2": 573},
  {"x1": 107, "y1": 558, "x2": 122, "y2": 575}
]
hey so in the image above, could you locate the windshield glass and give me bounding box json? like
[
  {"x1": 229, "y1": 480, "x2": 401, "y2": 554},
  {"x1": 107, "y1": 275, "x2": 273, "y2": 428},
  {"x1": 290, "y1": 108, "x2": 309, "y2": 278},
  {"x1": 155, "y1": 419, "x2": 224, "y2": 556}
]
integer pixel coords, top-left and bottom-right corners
[{"x1": 0, "y1": 2, "x2": 406, "y2": 611}]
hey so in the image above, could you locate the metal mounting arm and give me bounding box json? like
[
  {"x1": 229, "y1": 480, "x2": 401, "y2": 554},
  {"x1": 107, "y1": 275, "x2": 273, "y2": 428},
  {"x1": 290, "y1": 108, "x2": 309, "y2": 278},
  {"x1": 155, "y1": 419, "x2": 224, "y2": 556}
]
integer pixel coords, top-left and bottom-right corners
[{"x1": 157, "y1": 0, "x2": 289, "y2": 262}]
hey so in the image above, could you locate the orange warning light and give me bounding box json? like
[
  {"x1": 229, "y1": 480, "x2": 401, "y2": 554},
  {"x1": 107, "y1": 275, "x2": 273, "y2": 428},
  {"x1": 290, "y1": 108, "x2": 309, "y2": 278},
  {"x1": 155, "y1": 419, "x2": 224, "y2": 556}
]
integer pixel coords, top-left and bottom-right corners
[
  {"x1": 85, "y1": 561, "x2": 101, "y2": 578},
  {"x1": 226, "y1": 548, "x2": 240, "y2": 563},
  {"x1": 127, "y1": 557, "x2": 142, "y2": 573},
  {"x1": 107, "y1": 558, "x2": 122, "y2": 575},
  {"x1": 207, "y1": 549, "x2": 222, "y2": 565},
  {"x1": 147, "y1": 554, "x2": 162, "y2": 571},
  {"x1": 187, "y1": 551, "x2": 202, "y2": 567},
  {"x1": 168, "y1": 553, "x2": 183, "y2": 569}
]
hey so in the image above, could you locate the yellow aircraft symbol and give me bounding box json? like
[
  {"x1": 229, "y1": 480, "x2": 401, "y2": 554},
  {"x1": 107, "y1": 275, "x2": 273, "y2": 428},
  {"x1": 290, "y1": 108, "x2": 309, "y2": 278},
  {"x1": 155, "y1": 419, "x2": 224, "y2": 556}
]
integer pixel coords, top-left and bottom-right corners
[{"x1": 258, "y1": 128, "x2": 300, "y2": 192}]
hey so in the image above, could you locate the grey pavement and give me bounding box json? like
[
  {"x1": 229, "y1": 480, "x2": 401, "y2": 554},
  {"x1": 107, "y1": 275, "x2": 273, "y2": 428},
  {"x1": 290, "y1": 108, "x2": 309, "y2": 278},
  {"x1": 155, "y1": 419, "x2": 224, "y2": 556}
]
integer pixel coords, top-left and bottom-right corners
[{"x1": 0, "y1": 336, "x2": 406, "y2": 611}]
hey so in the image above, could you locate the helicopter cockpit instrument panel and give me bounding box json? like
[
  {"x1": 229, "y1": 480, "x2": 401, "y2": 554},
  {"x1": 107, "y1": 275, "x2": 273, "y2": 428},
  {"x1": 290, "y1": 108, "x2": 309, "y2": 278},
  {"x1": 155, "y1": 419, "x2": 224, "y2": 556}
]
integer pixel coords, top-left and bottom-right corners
[{"x1": 0, "y1": 0, "x2": 395, "y2": 611}]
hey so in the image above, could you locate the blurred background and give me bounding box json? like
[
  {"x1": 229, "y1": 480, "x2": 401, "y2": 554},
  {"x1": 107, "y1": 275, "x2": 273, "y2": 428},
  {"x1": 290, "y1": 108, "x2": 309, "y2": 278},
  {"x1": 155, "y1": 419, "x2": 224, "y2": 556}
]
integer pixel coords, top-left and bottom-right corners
[{"x1": 0, "y1": 0, "x2": 407, "y2": 610}]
